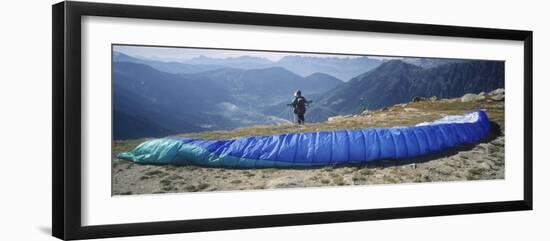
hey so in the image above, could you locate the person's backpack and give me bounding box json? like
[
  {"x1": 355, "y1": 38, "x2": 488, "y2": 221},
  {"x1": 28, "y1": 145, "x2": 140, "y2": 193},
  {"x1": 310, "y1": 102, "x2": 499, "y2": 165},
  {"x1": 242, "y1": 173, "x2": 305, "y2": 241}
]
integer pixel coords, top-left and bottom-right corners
[{"x1": 295, "y1": 97, "x2": 306, "y2": 114}]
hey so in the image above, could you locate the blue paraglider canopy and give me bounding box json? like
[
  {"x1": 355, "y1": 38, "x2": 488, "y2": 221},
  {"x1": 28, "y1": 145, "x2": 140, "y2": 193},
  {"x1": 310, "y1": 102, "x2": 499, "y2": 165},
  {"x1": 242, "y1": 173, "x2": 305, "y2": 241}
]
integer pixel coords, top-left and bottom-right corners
[{"x1": 118, "y1": 110, "x2": 491, "y2": 168}]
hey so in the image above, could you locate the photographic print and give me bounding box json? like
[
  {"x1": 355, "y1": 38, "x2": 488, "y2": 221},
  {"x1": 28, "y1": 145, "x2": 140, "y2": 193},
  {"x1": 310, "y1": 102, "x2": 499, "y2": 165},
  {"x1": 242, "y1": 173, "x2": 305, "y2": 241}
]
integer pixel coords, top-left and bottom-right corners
[
  {"x1": 52, "y1": 3, "x2": 532, "y2": 239},
  {"x1": 111, "y1": 44, "x2": 505, "y2": 195}
]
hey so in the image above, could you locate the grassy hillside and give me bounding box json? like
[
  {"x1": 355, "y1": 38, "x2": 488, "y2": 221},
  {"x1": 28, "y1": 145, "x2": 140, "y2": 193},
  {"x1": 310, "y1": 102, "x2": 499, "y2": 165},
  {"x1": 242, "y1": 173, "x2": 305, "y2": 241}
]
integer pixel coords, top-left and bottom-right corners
[
  {"x1": 180, "y1": 97, "x2": 503, "y2": 140},
  {"x1": 112, "y1": 89, "x2": 505, "y2": 195}
]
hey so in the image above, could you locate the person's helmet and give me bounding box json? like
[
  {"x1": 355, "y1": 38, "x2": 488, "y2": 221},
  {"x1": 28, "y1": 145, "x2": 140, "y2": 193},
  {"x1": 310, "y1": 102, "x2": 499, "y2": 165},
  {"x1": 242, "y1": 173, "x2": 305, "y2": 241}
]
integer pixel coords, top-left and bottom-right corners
[{"x1": 295, "y1": 90, "x2": 302, "y2": 96}]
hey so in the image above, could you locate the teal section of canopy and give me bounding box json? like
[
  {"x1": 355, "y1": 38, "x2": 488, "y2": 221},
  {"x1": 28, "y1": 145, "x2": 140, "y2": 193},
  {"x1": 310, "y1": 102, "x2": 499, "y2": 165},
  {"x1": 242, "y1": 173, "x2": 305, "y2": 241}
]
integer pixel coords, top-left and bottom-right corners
[{"x1": 117, "y1": 110, "x2": 491, "y2": 168}]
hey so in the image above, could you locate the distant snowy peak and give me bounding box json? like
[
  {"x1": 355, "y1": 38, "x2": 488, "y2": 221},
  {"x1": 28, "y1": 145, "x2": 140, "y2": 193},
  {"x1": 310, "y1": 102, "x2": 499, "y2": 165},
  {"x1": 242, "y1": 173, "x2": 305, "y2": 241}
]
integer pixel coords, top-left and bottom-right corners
[{"x1": 400, "y1": 58, "x2": 465, "y2": 69}]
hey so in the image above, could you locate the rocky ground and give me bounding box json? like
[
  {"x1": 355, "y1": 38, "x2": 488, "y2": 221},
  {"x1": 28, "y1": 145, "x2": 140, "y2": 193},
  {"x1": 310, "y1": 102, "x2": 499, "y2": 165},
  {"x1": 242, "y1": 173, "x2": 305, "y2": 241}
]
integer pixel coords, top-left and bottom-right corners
[{"x1": 112, "y1": 89, "x2": 505, "y2": 195}]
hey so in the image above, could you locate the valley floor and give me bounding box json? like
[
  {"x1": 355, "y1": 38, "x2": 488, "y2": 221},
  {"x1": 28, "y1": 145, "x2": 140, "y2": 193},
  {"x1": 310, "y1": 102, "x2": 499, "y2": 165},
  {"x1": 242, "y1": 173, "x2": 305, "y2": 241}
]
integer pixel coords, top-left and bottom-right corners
[{"x1": 112, "y1": 90, "x2": 505, "y2": 195}]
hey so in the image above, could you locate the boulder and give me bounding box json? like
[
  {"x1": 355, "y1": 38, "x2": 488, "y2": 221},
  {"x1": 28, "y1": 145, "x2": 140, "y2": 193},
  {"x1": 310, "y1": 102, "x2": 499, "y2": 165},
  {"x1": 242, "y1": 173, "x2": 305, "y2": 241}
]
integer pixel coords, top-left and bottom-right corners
[
  {"x1": 461, "y1": 93, "x2": 485, "y2": 102},
  {"x1": 411, "y1": 96, "x2": 428, "y2": 102},
  {"x1": 361, "y1": 108, "x2": 372, "y2": 115},
  {"x1": 491, "y1": 93, "x2": 505, "y2": 101},
  {"x1": 489, "y1": 88, "x2": 505, "y2": 96},
  {"x1": 488, "y1": 88, "x2": 505, "y2": 101},
  {"x1": 429, "y1": 96, "x2": 438, "y2": 101}
]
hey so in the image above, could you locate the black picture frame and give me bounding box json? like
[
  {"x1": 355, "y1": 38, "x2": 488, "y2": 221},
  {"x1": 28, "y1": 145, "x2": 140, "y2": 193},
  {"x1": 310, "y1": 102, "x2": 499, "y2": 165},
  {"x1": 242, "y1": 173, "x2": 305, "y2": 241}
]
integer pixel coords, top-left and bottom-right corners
[{"x1": 52, "y1": 1, "x2": 533, "y2": 240}]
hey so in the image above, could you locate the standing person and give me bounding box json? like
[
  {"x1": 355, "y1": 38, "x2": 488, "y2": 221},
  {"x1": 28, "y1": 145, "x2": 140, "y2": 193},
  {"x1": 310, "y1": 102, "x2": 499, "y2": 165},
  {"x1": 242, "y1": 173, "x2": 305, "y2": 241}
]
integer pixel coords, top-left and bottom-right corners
[{"x1": 288, "y1": 90, "x2": 311, "y2": 125}]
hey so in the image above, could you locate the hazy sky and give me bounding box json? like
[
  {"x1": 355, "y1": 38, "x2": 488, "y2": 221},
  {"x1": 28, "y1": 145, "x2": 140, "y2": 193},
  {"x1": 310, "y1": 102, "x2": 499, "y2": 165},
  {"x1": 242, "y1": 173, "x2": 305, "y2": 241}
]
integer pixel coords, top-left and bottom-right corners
[{"x1": 113, "y1": 45, "x2": 399, "y2": 62}]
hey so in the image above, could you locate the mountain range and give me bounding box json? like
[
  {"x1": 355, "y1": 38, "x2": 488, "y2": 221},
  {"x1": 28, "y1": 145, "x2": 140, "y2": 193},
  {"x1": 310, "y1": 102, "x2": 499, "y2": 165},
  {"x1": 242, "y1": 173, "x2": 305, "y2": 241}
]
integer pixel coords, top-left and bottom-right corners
[
  {"x1": 114, "y1": 51, "x2": 383, "y2": 81},
  {"x1": 276, "y1": 55, "x2": 382, "y2": 81},
  {"x1": 302, "y1": 59, "x2": 504, "y2": 121},
  {"x1": 113, "y1": 60, "x2": 344, "y2": 139},
  {"x1": 113, "y1": 51, "x2": 222, "y2": 74},
  {"x1": 401, "y1": 57, "x2": 463, "y2": 69},
  {"x1": 113, "y1": 51, "x2": 504, "y2": 139},
  {"x1": 189, "y1": 66, "x2": 343, "y2": 102}
]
